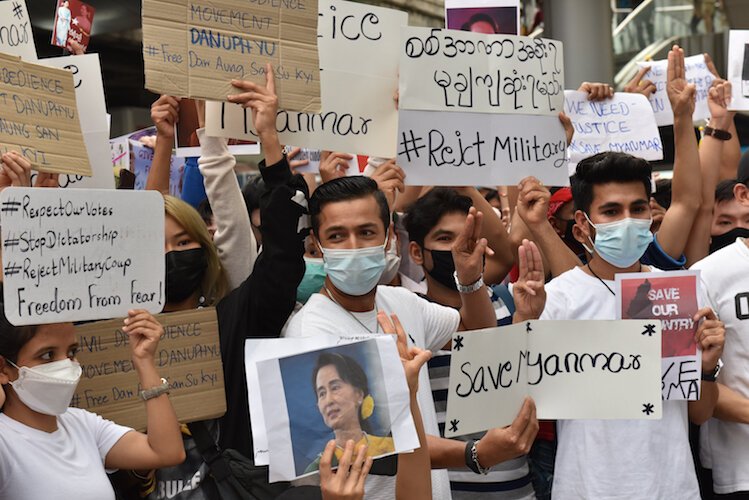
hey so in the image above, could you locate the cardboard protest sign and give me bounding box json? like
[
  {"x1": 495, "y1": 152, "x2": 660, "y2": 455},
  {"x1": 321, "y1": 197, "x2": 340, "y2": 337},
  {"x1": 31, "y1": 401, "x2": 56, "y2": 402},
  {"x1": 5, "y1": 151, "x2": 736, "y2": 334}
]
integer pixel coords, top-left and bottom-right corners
[
  {"x1": 73, "y1": 308, "x2": 226, "y2": 431},
  {"x1": 445, "y1": 0, "x2": 520, "y2": 35},
  {"x1": 0, "y1": 187, "x2": 165, "y2": 325},
  {"x1": 255, "y1": 337, "x2": 418, "y2": 482},
  {"x1": 0, "y1": 53, "x2": 92, "y2": 176},
  {"x1": 205, "y1": 0, "x2": 407, "y2": 158},
  {"x1": 142, "y1": 0, "x2": 320, "y2": 113},
  {"x1": 0, "y1": 0, "x2": 37, "y2": 61},
  {"x1": 398, "y1": 110, "x2": 568, "y2": 186},
  {"x1": 636, "y1": 54, "x2": 714, "y2": 126},
  {"x1": 51, "y1": 0, "x2": 95, "y2": 52},
  {"x1": 616, "y1": 271, "x2": 702, "y2": 401},
  {"x1": 40, "y1": 54, "x2": 114, "y2": 189},
  {"x1": 564, "y1": 90, "x2": 663, "y2": 164},
  {"x1": 444, "y1": 320, "x2": 662, "y2": 437},
  {"x1": 728, "y1": 30, "x2": 749, "y2": 111}
]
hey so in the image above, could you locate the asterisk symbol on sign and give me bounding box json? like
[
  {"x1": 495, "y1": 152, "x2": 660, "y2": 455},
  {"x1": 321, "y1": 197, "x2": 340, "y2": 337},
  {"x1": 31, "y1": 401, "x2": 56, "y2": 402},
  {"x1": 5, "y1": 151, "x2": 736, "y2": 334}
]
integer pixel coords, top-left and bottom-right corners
[
  {"x1": 449, "y1": 419, "x2": 459, "y2": 433},
  {"x1": 454, "y1": 335, "x2": 464, "y2": 351},
  {"x1": 72, "y1": 18, "x2": 79, "y2": 26},
  {"x1": 642, "y1": 403, "x2": 655, "y2": 415},
  {"x1": 642, "y1": 324, "x2": 656, "y2": 337}
]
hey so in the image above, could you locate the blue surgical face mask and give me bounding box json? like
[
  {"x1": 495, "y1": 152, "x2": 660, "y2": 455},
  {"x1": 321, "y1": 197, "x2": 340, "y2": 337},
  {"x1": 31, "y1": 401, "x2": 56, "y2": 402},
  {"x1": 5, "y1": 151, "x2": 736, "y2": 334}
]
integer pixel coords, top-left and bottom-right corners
[
  {"x1": 320, "y1": 242, "x2": 387, "y2": 296},
  {"x1": 297, "y1": 257, "x2": 326, "y2": 304},
  {"x1": 583, "y1": 213, "x2": 653, "y2": 268}
]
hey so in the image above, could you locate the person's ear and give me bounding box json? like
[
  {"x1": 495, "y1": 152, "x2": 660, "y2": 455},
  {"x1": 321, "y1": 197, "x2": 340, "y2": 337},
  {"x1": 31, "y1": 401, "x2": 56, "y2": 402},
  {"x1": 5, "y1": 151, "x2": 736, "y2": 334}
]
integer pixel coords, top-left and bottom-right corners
[
  {"x1": 0, "y1": 357, "x2": 12, "y2": 385},
  {"x1": 310, "y1": 231, "x2": 323, "y2": 252},
  {"x1": 734, "y1": 183, "x2": 749, "y2": 206},
  {"x1": 409, "y1": 241, "x2": 424, "y2": 266},
  {"x1": 573, "y1": 210, "x2": 592, "y2": 244}
]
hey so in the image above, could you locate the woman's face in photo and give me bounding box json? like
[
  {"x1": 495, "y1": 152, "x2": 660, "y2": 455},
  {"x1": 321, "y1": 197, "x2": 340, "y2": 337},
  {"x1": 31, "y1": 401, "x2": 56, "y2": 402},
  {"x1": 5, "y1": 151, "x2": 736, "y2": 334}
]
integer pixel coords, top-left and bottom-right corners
[{"x1": 315, "y1": 365, "x2": 363, "y2": 431}]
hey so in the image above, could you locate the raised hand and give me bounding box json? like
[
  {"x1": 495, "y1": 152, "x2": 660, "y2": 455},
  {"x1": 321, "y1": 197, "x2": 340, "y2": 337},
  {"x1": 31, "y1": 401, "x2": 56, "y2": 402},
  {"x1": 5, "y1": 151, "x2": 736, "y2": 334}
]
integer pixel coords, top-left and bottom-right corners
[
  {"x1": 377, "y1": 312, "x2": 432, "y2": 395},
  {"x1": 151, "y1": 95, "x2": 180, "y2": 139},
  {"x1": 516, "y1": 176, "x2": 551, "y2": 228},
  {"x1": 694, "y1": 307, "x2": 725, "y2": 373},
  {"x1": 319, "y1": 440, "x2": 372, "y2": 500},
  {"x1": 370, "y1": 159, "x2": 405, "y2": 208},
  {"x1": 578, "y1": 82, "x2": 614, "y2": 101},
  {"x1": 452, "y1": 206, "x2": 494, "y2": 287},
  {"x1": 228, "y1": 64, "x2": 278, "y2": 140},
  {"x1": 624, "y1": 66, "x2": 657, "y2": 98},
  {"x1": 476, "y1": 398, "x2": 539, "y2": 467},
  {"x1": 319, "y1": 152, "x2": 353, "y2": 184},
  {"x1": 666, "y1": 45, "x2": 696, "y2": 119},
  {"x1": 0, "y1": 151, "x2": 32, "y2": 189},
  {"x1": 513, "y1": 239, "x2": 546, "y2": 321},
  {"x1": 286, "y1": 147, "x2": 311, "y2": 174},
  {"x1": 707, "y1": 79, "x2": 734, "y2": 130},
  {"x1": 122, "y1": 309, "x2": 164, "y2": 363}
]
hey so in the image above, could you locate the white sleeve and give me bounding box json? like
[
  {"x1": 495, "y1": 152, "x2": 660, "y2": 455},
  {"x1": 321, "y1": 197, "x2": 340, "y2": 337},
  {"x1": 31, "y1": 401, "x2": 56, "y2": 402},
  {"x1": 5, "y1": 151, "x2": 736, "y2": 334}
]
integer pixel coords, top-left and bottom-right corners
[
  {"x1": 197, "y1": 128, "x2": 258, "y2": 291},
  {"x1": 83, "y1": 410, "x2": 133, "y2": 464},
  {"x1": 539, "y1": 284, "x2": 568, "y2": 321},
  {"x1": 416, "y1": 296, "x2": 460, "y2": 352}
]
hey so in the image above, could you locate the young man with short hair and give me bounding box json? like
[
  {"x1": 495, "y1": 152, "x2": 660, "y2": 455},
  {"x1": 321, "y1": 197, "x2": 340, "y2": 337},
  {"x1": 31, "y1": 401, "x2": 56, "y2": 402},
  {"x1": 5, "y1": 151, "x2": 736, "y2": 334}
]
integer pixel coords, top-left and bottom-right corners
[
  {"x1": 709, "y1": 179, "x2": 749, "y2": 253},
  {"x1": 286, "y1": 176, "x2": 538, "y2": 500}
]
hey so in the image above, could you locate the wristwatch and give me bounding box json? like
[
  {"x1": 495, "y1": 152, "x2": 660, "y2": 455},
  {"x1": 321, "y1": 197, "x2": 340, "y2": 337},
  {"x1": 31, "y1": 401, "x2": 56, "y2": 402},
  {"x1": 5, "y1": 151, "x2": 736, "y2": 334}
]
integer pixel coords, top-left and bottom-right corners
[
  {"x1": 702, "y1": 364, "x2": 721, "y2": 383},
  {"x1": 704, "y1": 126, "x2": 732, "y2": 141},
  {"x1": 139, "y1": 378, "x2": 170, "y2": 401},
  {"x1": 454, "y1": 271, "x2": 485, "y2": 294}
]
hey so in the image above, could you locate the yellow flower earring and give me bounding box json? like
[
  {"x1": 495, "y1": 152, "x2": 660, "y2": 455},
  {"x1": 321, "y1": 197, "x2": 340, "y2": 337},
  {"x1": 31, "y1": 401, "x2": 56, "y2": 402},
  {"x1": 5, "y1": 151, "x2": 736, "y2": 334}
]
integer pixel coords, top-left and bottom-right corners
[{"x1": 360, "y1": 394, "x2": 374, "y2": 420}]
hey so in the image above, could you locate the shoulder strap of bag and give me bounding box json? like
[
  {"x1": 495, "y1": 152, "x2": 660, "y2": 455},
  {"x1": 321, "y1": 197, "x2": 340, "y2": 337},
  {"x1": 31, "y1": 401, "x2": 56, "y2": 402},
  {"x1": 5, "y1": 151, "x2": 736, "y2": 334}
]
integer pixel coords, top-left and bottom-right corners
[{"x1": 187, "y1": 421, "x2": 234, "y2": 484}]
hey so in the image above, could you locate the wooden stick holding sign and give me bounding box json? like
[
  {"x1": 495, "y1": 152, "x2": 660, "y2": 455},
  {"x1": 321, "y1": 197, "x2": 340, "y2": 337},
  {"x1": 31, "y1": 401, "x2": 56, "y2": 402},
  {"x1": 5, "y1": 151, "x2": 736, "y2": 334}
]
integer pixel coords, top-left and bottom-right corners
[
  {"x1": 0, "y1": 187, "x2": 165, "y2": 325},
  {"x1": 0, "y1": 52, "x2": 92, "y2": 176},
  {"x1": 73, "y1": 308, "x2": 226, "y2": 431},
  {"x1": 444, "y1": 320, "x2": 662, "y2": 438}
]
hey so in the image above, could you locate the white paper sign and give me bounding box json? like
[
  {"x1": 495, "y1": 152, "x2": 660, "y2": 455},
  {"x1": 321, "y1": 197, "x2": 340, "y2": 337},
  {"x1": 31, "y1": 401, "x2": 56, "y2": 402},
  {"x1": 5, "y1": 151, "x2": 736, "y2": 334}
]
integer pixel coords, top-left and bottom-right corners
[
  {"x1": 636, "y1": 54, "x2": 715, "y2": 126},
  {"x1": 728, "y1": 30, "x2": 749, "y2": 111},
  {"x1": 444, "y1": 320, "x2": 662, "y2": 437},
  {"x1": 398, "y1": 110, "x2": 568, "y2": 186},
  {"x1": 0, "y1": 188, "x2": 165, "y2": 325},
  {"x1": 39, "y1": 54, "x2": 115, "y2": 189},
  {"x1": 563, "y1": 90, "x2": 663, "y2": 163},
  {"x1": 255, "y1": 337, "x2": 418, "y2": 482},
  {"x1": 399, "y1": 27, "x2": 563, "y2": 115},
  {"x1": 0, "y1": 0, "x2": 37, "y2": 61},
  {"x1": 206, "y1": 0, "x2": 407, "y2": 157}
]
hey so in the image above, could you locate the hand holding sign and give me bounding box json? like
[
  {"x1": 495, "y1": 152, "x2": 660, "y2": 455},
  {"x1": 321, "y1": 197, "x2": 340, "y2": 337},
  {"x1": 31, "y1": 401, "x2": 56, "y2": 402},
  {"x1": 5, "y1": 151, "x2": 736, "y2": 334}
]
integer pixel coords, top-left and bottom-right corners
[
  {"x1": 320, "y1": 152, "x2": 354, "y2": 183},
  {"x1": 370, "y1": 160, "x2": 405, "y2": 209},
  {"x1": 229, "y1": 64, "x2": 279, "y2": 140},
  {"x1": 513, "y1": 239, "x2": 546, "y2": 321},
  {"x1": 667, "y1": 45, "x2": 697, "y2": 120},
  {"x1": 578, "y1": 82, "x2": 614, "y2": 101},
  {"x1": 694, "y1": 307, "x2": 725, "y2": 372},
  {"x1": 151, "y1": 95, "x2": 180, "y2": 140},
  {"x1": 0, "y1": 151, "x2": 32, "y2": 188},
  {"x1": 476, "y1": 398, "x2": 538, "y2": 468},
  {"x1": 319, "y1": 439, "x2": 372, "y2": 500},
  {"x1": 452, "y1": 206, "x2": 492, "y2": 286},
  {"x1": 623, "y1": 66, "x2": 657, "y2": 98}
]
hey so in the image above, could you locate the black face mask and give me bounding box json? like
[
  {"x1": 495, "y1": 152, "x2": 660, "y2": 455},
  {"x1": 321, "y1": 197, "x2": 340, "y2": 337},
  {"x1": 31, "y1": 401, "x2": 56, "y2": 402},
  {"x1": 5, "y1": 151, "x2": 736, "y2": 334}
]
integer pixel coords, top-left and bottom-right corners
[
  {"x1": 423, "y1": 248, "x2": 457, "y2": 291},
  {"x1": 710, "y1": 227, "x2": 749, "y2": 254},
  {"x1": 165, "y1": 248, "x2": 207, "y2": 304}
]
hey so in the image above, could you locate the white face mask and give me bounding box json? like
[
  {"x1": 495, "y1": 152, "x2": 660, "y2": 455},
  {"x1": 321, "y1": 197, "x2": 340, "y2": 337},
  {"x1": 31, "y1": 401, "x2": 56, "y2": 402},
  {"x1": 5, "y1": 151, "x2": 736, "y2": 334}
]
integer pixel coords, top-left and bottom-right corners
[{"x1": 8, "y1": 358, "x2": 82, "y2": 416}]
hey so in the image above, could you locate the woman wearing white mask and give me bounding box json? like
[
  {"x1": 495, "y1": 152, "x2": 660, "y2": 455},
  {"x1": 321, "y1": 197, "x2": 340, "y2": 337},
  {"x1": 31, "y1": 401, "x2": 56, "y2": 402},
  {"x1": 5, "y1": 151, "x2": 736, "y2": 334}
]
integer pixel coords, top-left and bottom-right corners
[{"x1": 0, "y1": 309, "x2": 185, "y2": 499}]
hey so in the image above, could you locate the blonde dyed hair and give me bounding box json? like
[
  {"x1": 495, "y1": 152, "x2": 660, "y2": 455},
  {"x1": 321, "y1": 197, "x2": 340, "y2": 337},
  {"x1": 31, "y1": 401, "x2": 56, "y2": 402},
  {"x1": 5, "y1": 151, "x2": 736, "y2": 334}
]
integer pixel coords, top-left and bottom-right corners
[{"x1": 163, "y1": 195, "x2": 229, "y2": 306}]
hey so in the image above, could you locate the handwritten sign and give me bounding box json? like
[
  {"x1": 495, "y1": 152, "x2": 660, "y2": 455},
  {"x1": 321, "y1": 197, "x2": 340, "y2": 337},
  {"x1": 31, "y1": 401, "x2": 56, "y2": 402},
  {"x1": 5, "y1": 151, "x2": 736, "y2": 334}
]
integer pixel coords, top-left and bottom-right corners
[
  {"x1": 636, "y1": 54, "x2": 714, "y2": 126},
  {"x1": 728, "y1": 30, "x2": 749, "y2": 111},
  {"x1": 73, "y1": 308, "x2": 226, "y2": 431},
  {"x1": 132, "y1": 141, "x2": 186, "y2": 197},
  {"x1": 444, "y1": 320, "x2": 662, "y2": 437},
  {"x1": 40, "y1": 54, "x2": 114, "y2": 189},
  {"x1": 142, "y1": 0, "x2": 320, "y2": 113},
  {"x1": 616, "y1": 271, "x2": 702, "y2": 401},
  {"x1": 0, "y1": 0, "x2": 37, "y2": 61},
  {"x1": 398, "y1": 110, "x2": 568, "y2": 186},
  {"x1": 0, "y1": 53, "x2": 92, "y2": 176},
  {"x1": 205, "y1": 0, "x2": 407, "y2": 157},
  {"x1": 399, "y1": 27, "x2": 563, "y2": 115},
  {"x1": 564, "y1": 90, "x2": 663, "y2": 163},
  {"x1": 0, "y1": 187, "x2": 165, "y2": 325}
]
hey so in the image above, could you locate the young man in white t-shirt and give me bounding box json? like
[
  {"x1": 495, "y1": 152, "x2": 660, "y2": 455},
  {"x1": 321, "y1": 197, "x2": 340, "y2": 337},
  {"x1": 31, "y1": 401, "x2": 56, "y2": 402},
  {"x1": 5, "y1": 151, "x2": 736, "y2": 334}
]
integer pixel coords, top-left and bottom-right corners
[
  {"x1": 692, "y1": 179, "x2": 749, "y2": 497},
  {"x1": 512, "y1": 149, "x2": 725, "y2": 499},
  {"x1": 286, "y1": 175, "x2": 539, "y2": 500}
]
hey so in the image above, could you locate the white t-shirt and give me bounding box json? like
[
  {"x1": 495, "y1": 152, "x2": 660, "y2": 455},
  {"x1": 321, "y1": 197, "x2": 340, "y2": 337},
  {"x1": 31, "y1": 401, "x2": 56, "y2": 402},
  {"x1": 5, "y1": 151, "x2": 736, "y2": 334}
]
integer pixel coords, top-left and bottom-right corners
[
  {"x1": 691, "y1": 238, "x2": 749, "y2": 494},
  {"x1": 285, "y1": 285, "x2": 461, "y2": 500},
  {"x1": 0, "y1": 407, "x2": 132, "y2": 499},
  {"x1": 541, "y1": 266, "x2": 699, "y2": 500}
]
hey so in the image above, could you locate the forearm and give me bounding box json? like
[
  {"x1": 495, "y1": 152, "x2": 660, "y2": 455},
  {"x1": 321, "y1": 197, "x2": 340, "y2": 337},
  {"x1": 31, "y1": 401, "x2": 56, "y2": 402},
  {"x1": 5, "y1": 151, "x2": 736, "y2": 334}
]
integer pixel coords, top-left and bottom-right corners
[
  {"x1": 145, "y1": 133, "x2": 173, "y2": 194},
  {"x1": 720, "y1": 119, "x2": 740, "y2": 181},
  {"x1": 134, "y1": 359, "x2": 184, "y2": 465},
  {"x1": 526, "y1": 221, "x2": 581, "y2": 278},
  {"x1": 510, "y1": 213, "x2": 552, "y2": 280},
  {"x1": 426, "y1": 434, "x2": 467, "y2": 469},
  {"x1": 461, "y1": 188, "x2": 514, "y2": 283},
  {"x1": 458, "y1": 287, "x2": 496, "y2": 330},
  {"x1": 688, "y1": 380, "x2": 718, "y2": 425},
  {"x1": 397, "y1": 395, "x2": 431, "y2": 500},
  {"x1": 259, "y1": 131, "x2": 282, "y2": 167},
  {"x1": 714, "y1": 383, "x2": 749, "y2": 423}
]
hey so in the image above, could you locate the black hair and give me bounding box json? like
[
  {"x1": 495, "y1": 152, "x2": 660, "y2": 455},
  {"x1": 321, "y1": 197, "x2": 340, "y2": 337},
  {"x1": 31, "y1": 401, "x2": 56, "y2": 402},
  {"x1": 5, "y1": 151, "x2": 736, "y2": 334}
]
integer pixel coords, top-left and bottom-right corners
[
  {"x1": 197, "y1": 198, "x2": 213, "y2": 225},
  {"x1": 312, "y1": 353, "x2": 371, "y2": 431},
  {"x1": 716, "y1": 179, "x2": 740, "y2": 204},
  {"x1": 652, "y1": 179, "x2": 672, "y2": 210},
  {"x1": 242, "y1": 175, "x2": 267, "y2": 218},
  {"x1": 309, "y1": 176, "x2": 390, "y2": 237},
  {"x1": 404, "y1": 188, "x2": 472, "y2": 247},
  {"x1": 570, "y1": 152, "x2": 652, "y2": 213},
  {"x1": 738, "y1": 150, "x2": 749, "y2": 185},
  {"x1": 461, "y1": 13, "x2": 499, "y2": 33},
  {"x1": 0, "y1": 300, "x2": 38, "y2": 367}
]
